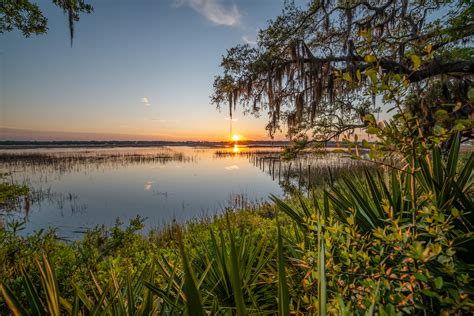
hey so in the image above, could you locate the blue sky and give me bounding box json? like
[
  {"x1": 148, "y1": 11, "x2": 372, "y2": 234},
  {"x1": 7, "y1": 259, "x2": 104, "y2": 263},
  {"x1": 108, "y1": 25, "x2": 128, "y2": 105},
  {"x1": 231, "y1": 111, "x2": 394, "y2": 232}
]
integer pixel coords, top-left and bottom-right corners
[{"x1": 1, "y1": 0, "x2": 293, "y2": 141}]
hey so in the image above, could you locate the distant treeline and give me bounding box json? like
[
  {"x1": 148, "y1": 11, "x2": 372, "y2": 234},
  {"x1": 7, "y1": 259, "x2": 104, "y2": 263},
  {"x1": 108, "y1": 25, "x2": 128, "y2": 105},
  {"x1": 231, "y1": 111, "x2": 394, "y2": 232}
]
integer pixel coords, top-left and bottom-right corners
[{"x1": 0, "y1": 140, "x2": 303, "y2": 149}]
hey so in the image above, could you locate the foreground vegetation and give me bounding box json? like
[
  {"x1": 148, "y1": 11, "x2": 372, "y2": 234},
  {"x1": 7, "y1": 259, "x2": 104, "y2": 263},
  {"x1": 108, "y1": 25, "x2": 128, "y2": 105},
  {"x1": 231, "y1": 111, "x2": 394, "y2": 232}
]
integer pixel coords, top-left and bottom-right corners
[
  {"x1": 1, "y1": 134, "x2": 472, "y2": 315},
  {"x1": 0, "y1": 175, "x2": 29, "y2": 212}
]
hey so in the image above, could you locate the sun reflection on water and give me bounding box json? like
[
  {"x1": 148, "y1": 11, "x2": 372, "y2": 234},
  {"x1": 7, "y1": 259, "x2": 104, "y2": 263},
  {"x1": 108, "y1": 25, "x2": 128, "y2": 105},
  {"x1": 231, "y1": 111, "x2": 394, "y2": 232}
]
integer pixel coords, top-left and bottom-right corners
[{"x1": 233, "y1": 144, "x2": 240, "y2": 153}]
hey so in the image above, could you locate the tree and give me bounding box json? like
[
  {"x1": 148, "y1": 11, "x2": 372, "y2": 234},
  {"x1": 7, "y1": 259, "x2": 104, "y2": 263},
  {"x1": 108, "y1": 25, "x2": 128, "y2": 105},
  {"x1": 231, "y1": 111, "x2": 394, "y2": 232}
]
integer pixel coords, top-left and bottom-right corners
[
  {"x1": 0, "y1": 0, "x2": 93, "y2": 46},
  {"x1": 212, "y1": 0, "x2": 473, "y2": 144}
]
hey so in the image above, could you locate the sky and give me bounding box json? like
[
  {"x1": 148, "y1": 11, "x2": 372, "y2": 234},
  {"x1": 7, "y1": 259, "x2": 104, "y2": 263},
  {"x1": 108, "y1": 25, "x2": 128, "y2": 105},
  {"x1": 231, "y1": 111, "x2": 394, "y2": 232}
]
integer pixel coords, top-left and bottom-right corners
[{"x1": 0, "y1": 0, "x2": 294, "y2": 141}]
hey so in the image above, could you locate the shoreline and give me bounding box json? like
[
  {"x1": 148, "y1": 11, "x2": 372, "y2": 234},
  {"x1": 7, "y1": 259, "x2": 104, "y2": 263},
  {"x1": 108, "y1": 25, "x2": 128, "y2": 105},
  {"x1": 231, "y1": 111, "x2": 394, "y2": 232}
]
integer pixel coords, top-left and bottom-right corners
[{"x1": 0, "y1": 140, "x2": 292, "y2": 150}]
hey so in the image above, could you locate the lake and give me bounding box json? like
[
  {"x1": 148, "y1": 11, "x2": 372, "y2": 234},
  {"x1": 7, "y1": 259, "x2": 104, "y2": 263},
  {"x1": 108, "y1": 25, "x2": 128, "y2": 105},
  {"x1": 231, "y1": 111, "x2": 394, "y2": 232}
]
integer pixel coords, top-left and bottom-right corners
[
  {"x1": 0, "y1": 145, "x2": 367, "y2": 238},
  {"x1": 0, "y1": 146, "x2": 287, "y2": 238}
]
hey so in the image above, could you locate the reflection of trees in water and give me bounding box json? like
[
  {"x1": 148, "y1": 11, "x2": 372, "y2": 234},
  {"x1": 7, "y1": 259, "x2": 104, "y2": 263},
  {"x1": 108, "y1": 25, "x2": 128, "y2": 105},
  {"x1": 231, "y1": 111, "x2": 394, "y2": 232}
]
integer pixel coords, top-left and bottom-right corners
[
  {"x1": 1, "y1": 186, "x2": 88, "y2": 220},
  {"x1": 213, "y1": 149, "x2": 282, "y2": 159},
  {"x1": 248, "y1": 152, "x2": 379, "y2": 194},
  {"x1": 213, "y1": 148, "x2": 378, "y2": 193}
]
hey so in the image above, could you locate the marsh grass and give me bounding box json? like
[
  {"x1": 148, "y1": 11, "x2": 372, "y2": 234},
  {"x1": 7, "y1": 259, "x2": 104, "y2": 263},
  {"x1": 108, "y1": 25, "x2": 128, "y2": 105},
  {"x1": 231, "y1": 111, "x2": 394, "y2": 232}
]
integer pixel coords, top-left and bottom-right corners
[
  {"x1": 0, "y1": 150, "x2": 194, "y2": 175},
  {"x1": 215, "y1": 148, "x2": 379, "y2": 192}
]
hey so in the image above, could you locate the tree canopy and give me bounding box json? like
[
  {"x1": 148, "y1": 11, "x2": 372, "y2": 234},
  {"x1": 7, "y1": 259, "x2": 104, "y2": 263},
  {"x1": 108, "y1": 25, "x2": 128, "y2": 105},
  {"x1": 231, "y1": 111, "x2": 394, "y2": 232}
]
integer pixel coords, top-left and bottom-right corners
[
  {"x1": 0, "y1": 0, "x2": 93, "y2": 46},
  {"x1": 212, "y1": 0, "x2": 473, "y2": 143}
]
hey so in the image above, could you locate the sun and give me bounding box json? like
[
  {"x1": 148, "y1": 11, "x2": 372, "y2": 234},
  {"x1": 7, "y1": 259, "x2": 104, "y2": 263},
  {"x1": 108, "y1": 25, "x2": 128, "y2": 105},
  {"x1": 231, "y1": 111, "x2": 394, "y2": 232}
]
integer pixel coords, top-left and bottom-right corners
[{"x1": 232, "y1": 134, "x2": 240, "y2": 141}]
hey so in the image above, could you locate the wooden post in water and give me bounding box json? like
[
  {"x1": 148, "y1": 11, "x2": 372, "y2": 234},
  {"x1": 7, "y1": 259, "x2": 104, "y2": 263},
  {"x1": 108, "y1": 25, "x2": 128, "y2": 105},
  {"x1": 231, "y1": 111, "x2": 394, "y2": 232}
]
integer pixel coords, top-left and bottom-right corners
[
  {"x1": 308, "y1": 164, "x2": 311, "y2": 191},
  {"x1": 272, "y1": 159, "x2": 275, "y2": 180},
  {"x1": 278, "y1": 159, "x2": 281, "y2": 181},
  {"x1": 299, "y1": 162, "x2": 302, "y2": 189},
  {"x1": 287, "y1": 162, "x2": 292, "y2": 182}
]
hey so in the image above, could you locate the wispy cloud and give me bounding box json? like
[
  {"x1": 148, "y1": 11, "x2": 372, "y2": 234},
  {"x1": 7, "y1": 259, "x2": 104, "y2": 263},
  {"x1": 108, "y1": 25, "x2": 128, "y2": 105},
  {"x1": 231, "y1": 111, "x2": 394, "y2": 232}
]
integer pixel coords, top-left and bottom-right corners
[
  {"x1": 148, "y1": 118, "x2": 180, "y2": 123},
  {"x1": 141, "y1": 97, "x2": 150, "y2": 106},
  {"x1": 149, "y1": 118, "x2": 167, "y2": 122},
  {"x1": 242, "y1": 35, "x2": 257, "y2": 45},
  {"x1": 224, "y1": 117, "x2": 239, "y2": 121},
  {"x1": 175, "y1": 0, "x2": 240, "y2": 26}
]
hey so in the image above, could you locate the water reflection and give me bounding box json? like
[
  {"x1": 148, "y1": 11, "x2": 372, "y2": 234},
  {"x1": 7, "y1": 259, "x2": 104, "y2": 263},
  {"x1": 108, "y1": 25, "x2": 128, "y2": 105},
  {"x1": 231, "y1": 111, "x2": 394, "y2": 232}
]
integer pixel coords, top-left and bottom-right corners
[
  {"x1": 144, "y1": 181, "x2": 154, "y2": 191},
  {"x1": 0, "y1": 146, "x2": 284, "y2": 238},
  {"x1": 225, "y1": 165, "x2": 239, "y2": 171}
]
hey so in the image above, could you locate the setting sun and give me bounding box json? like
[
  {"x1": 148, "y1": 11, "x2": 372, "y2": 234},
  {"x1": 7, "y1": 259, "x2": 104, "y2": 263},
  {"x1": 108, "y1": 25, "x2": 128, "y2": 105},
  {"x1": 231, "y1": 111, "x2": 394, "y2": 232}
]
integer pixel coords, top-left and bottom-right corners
[{"x1": 232, "y1": 134, "x2": 240, "y2": 141}]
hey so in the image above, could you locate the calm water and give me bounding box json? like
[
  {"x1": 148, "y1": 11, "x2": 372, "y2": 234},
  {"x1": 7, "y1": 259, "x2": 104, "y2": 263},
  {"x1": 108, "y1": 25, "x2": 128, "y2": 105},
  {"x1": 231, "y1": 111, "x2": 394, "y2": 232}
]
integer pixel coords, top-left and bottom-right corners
[{"x1": 1, "y1": 146, "x2": 285, "y2": 237}]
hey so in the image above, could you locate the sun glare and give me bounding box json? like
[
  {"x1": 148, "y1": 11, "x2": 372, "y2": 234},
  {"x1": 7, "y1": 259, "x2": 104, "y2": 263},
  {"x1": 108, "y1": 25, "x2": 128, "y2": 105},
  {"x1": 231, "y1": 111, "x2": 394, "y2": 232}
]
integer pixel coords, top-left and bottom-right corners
[{"x1": 232, "y1": 134, "x2": 240, "y2": 141}]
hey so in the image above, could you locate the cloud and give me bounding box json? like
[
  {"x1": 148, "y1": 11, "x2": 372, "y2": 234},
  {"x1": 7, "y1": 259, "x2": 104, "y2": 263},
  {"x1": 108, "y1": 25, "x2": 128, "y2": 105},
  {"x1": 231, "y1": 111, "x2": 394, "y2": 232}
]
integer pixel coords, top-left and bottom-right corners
[
  {"x1": 242, "y1": 35, "x2": 257, "y2": 45},
  {"x1": 148, "y1": 118, "x2": 180, "y2": 123},
  {"x1": 149, "y1": 118, "x2": 167, "y2": 122},
  {"x1": 141, "y1": 97, "x2": 150, "y2": 106},
  {"x1": 175, "y1": 0, "x2": 240, "y2": 26},
  {"x1": 225, "y1": 165, "x2": 239, "y2": 170}
]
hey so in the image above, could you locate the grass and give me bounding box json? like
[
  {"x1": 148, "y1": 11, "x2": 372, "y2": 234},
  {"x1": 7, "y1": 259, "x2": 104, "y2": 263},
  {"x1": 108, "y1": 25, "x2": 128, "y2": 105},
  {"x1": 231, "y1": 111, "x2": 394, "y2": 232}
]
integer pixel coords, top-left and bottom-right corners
[
  {"x1": 0, "y1": 150, "x2": 193, "y2": 174},
  {"x1": 0, "y1": 175, "x2": 29, "y2": 213}
]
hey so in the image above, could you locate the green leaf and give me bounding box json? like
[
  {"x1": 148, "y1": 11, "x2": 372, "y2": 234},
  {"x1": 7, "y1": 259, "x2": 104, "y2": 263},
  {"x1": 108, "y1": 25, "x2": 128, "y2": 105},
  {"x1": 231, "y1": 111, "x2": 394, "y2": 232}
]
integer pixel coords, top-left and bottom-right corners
[
  {"x1": 343, "y1": 72, "x2": 352, "y2": 82},
  {"x1": 36, "y1": 255, "x2": 60, "y2": 316},
  {"x1": 424, "y1": 44, "x2": 432, "y2": 54},
  {"x1": 364, "y1": 68, "x2": 378, "y2": 84},
  {"x1": 367, "y1": 281, "x2": 380, "y2": 316},
  {"x1": 363, "y1": 114, "x2": 376, "y2": 124},
  {"x1": 468, "y1": 87, "x2": 474, "y2": 102},
  {"x1": 359, "y1": 28, "x2": 372, "y2": 42},
  {"x1": 271, "y1": 195, "x2": 305, "y2": 229},
  {"x1": 71, "y1": 294, "x2": 80, "y2": 316},
  {"x1": 226, "y1": 216, "x2": 247, "y2": 316},
  {"x1": 0, "y1": 283, "x2": 29, "y2": 316},
  {"x1": 414, "y1": 273, "x2": 428, "y2": 283},
  {"x1": 421, "y1": 290, "x2": 441, "y2": 299},
  {"x1": 318, "y1": 193, "x2": 327, "y2": 316},
  {"x1": 365, "y1": 54, "x2": 377, "y2": 63},
  {"x1": 277, "y1": 220, "x2": 290, "y2": 316},
  {"x1": 177, "y1": 228, "x2": 206, "y2": 316},
  {"x1": 20, "y1": 265, "x2": 45, "y2": 315},
  {"x1": 126, "y1": 271, "x2": 136, "y2": 315},
  {"x1": 367, "y1": 127, "x2": 379, "y2": 134},
  {"x1": 411, "y1": 55, "x2": 421, "y2": 69},
  {"x1": 434, "y1": 109, "x2": 448, "y2": 119},
  {"x1": 446, "y1": 132, "x2": 460, "y2": 177},
  {"x1": 434, "y1": 277, "x2": 443, "y2": 289}
]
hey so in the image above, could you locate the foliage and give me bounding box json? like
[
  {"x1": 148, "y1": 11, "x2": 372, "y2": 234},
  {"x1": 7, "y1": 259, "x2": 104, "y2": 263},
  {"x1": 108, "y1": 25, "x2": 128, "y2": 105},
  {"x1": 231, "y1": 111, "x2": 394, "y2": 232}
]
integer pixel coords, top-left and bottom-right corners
[
  {"x1": 0, "y1": 0, "x2": 93, "y2": 46},
  {"x1": 212, "y1": 0, "x2": 473, "y2": 143},
  {"x1": 0, "y1": 210, "x2": 278, "y2": 314},
  {"x1": 0, "y1": 175, "x2": 28, "y2": 211},
  {"x1": 0, "y1": 183, "x2": 28, "y2": 205},
  {"x1": 273, "y1": 135, "x2": 473, "y2": 314}
]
